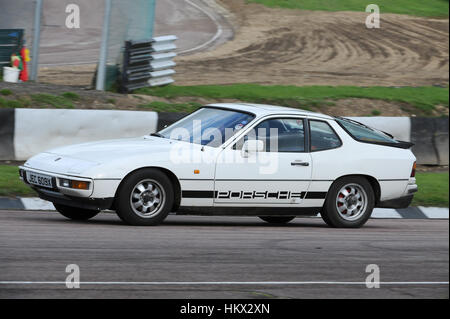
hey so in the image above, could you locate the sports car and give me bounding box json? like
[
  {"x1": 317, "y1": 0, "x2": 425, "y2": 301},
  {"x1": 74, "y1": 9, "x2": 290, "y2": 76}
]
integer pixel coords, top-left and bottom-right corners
[{"x1": 19, "y1": 103, "x2": 418, "y2": 228}]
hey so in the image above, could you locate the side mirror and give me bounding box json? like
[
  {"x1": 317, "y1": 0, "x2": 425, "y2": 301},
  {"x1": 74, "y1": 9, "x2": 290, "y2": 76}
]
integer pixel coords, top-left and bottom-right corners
[{"x1": 242, "y1": 140, "x2": 264, "y2": 158}]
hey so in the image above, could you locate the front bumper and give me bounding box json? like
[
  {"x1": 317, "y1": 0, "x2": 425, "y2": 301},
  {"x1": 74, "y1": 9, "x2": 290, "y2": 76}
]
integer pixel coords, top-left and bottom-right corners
[
  {"x1": 19, "y1": 166, "x2": 114, "y2": 211},
  {"x1": 35, "y1": 187, "x2": 114, "y2": 211}
]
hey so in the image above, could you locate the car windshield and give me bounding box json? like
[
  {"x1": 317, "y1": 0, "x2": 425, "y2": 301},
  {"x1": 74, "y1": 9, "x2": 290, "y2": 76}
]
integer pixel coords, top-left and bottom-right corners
[
  {"x1": 336, "y1": 118, "x2": 399, "y2": 144},
  {"x1": 158, "y1": 107, "x2": 255, "y2": 147}
]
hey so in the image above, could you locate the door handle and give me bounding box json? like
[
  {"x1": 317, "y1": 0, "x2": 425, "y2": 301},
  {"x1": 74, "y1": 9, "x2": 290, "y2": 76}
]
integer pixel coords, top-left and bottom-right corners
[{"x1": 291, "y1": 160, "x2": 310, "y2": 167}]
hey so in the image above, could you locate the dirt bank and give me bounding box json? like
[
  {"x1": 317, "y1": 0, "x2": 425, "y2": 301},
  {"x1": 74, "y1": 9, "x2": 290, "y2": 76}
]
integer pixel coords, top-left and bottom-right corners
[{"x1": 175, "y1": 0, "x2": 449, "y2": 87}]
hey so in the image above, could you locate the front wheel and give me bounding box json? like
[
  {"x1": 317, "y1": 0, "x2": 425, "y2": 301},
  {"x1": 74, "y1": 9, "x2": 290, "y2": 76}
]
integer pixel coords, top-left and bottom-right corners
[
  {"x1": 115, "y1": 169, "x2": 174, "y2": 226},
  {"x1": 321, "y1": 177, "x2": 375, "y2": 228},
  {"x1": 54, "y1": 204, "x2": 100, "y2": 221},
  {"x1": 259, "y1": 216, "x2": 295, "y2": 224}
]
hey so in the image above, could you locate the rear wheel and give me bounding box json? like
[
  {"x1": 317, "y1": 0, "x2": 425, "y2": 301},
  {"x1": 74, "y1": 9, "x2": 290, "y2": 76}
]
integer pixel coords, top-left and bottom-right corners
[
  {"x1": 116, "y1": 168, "x2": 174, "y2": 226},
  {"x1": 321, "y1": 176, "x2": 375, "y2": 228},
  {"x1": 259, "y1": 216, "x2": 295, "y2": 224},
  {"x1": 54, "y1": 204, "x2": 100, "y2": 221}
]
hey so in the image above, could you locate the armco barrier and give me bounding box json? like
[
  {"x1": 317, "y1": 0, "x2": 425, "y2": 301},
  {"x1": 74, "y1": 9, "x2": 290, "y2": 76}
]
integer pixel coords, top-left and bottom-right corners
[{"x1": 0, "y1": 108, "x2": 447, "y2": 164}]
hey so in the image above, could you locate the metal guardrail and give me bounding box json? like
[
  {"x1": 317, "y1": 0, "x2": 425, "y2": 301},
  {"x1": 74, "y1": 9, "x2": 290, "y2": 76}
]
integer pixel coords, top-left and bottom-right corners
[
  {"x1": 120, "y1": 35, "x2": 177, "y2": 93},
  {"x1": 0, "y1": 29, "x2": 24, "y2": 71}
]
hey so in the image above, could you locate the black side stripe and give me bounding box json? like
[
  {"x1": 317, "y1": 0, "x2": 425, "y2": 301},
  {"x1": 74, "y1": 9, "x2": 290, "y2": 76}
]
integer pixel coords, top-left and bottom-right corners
[
  {"x1": 181, "y1": 191, "x2": 327, "y2": 199},
  {"x1": 303, "y1": 192, "x2": 328, "y2": 199},
  {"x1": 182, "y1": 191, "x2": 217, "y2": 198}
]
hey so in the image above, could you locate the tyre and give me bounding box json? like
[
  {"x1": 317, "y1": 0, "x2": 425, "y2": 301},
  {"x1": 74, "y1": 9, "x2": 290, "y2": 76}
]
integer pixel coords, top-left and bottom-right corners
[
  {"x1": 321, "y1": 176, "x2": 375, "y2": 228},
  {"x1": 54, "y1": 204, "x2": 100, "y2": 221},
  {"x1": 115, "y1": 168, "x2": 174, "y2": 226},
  {"x1": 259, "y1": 216, "x2": 295, "y2": 224}
]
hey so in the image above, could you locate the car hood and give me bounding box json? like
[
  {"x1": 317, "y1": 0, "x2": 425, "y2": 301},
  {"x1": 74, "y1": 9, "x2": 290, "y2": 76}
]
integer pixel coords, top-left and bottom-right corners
[{"x1": 24, "y1": 136, "x2": 178, "y2": 175}]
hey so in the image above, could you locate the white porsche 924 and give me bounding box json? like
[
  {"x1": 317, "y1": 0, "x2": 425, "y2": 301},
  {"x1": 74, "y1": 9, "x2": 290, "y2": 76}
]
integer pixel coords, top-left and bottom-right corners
[{"x1": 19, "y1": 103, "x2": 418, "y2": 228}]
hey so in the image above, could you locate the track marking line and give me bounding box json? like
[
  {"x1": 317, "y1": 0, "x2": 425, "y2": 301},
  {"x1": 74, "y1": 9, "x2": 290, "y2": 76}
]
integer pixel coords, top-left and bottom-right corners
[
  {"x1": 179, "y1": 0, "x2": 224, "y2": 54},
  {"x1": 0, "y1": 281, "x2": 448, "y2": 286}
]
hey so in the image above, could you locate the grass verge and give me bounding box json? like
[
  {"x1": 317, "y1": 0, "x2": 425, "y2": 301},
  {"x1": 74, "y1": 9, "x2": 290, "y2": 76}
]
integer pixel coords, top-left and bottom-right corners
[
  {"x1": 138, "y1": 101, "x2": 202, "y2": 113},
  {"x1": 0, "y1": 165, "x2": 447, "y2": 207},
  {"x1": 247, "y1": 0, "x2": 450, "y2": 18},
  {"x1": 0, "y1": 92, "x2": 77, "y2": 109},
  {"x1": 412, "y1": 172, "x2": 449, "y2": 207},
  {"x1": 0, "y1": 166, "x2": 35, "y2": 197},
  {"x1": 137, "y1": 85, "x2": 449, "y2": 115}
]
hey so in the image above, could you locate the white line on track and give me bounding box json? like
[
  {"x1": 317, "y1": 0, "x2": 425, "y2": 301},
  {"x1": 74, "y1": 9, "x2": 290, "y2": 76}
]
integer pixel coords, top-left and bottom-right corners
[
  {"x1": 179, "y1": 0, "x2": 224, "y2": 54},
  {"x1": 0, "y1": 281, "x2": 448, "y2": 286},
  {"x1": 39, "y1": 0, "x2": 225, "y2": 66},
  {"x1": 39, "y1": 60, "x2": 99, "y2": 67}
]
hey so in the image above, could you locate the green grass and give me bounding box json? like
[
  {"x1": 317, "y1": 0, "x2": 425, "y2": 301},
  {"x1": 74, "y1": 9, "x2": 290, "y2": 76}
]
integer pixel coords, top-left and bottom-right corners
[
  {"x1": 248, "y1": 0, "x2": 449, "y2": 17},
  {"x1": 0, "y1": 166, "x2": 35, "y2": 197},
  {"x1": 30, "y1": 93, "x2": 74, "y2": 109},
  {"x1": 0, "y1": 89, "x2": 13, "y2": 96},
  {"x1": 138, "y1": 101, "x2": 202, "y2": 113},
  {"x1": 0, "y1": 92, "x2": 80, "y2": 109},
  {"x1": 61, "y1": 92, "x2": 80, "y2": 101},
  {"x1": 412, "y1": 172, "x2": 449, "y2": 207},
  {"x1": 371, "y1": 109, "x2": 382, "y2": 116},
  {"x1": 0, "y1": 96, "x2": 31, "y2": 108},
  {"x1": 137, "y1": 85, "x2": 449, "y2": 115},
  {"x1": 0, "y1": 165, "x2": 447, "y2": 207}
]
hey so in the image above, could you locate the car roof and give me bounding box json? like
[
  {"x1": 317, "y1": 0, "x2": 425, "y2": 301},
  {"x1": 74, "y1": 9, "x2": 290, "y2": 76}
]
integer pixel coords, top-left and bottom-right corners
[{"x1": 206, "y1": 103, "x2": 334, "y2": 120}]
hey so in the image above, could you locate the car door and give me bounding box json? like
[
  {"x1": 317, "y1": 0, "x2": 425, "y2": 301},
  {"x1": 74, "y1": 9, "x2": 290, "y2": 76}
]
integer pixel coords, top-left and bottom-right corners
[{"x1": 214, "y1": 116, "x2": 312, "y2": 206}]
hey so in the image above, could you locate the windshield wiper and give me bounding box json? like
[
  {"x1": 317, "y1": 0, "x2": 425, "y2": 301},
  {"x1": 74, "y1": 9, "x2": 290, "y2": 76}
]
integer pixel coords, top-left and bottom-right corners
[{"x1": 150, "y1": 133, "x2": 165, "y2": 138}]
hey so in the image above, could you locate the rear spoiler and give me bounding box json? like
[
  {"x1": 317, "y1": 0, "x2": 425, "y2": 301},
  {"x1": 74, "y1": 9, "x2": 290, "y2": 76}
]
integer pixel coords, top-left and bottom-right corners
[{"x1": 394, "y1": 141, "x2": 415, "y2": 149}]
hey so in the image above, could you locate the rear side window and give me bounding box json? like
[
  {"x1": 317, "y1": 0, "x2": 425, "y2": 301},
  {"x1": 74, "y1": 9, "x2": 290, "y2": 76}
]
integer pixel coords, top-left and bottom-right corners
[
  {"x1": 309, "y1": 120, "x2": 342, "y2": 152},
  {"x1": 336, "y1": 118, "x2": 399, "y2": 144}
]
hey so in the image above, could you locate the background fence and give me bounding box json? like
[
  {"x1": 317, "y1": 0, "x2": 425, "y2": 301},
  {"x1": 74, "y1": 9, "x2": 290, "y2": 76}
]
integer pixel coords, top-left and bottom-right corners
[{"x1": 0, "y1": 0, "x2": 157, "y2": 89}]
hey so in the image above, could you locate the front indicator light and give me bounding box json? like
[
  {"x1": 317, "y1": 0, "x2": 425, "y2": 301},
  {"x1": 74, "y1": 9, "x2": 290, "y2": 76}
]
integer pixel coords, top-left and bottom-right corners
[
  {"x1": 72, "y1": 181, "x2": 89, "y2": 190},
  {"x1": 59, "y1": 179, "x2": 89, "y2": 190}
]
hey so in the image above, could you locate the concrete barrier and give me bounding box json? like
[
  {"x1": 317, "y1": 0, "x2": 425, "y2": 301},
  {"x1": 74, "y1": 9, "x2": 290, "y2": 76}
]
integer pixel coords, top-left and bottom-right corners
[
  {"x1": 14, "y1": 109, "x2": 158, "y2": 160},
  {"x1": 0, "y1": 109, "x2": 15, "y2": 160},
  {"x1": 0, "y1": 108, "x2": 447, "y2": 164},
  {"x1": 410, "y1": 117, "x2": 449, "y2": 165}
]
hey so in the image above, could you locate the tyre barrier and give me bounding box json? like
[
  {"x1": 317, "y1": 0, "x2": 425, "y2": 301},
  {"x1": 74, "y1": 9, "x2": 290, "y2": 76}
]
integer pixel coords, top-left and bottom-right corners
[{"x1": 0, "y1": 108, "x2": 448, "y2": 165}]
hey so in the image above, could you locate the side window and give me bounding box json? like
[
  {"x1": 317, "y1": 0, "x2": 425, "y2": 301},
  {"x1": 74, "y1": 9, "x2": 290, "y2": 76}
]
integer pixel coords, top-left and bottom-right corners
[
  {"x1": 309, "y1": 120, "x2": 342, "y2": 152},
  {"x1": 235, "y1": 118, "x2": 306, "y2": 153}
]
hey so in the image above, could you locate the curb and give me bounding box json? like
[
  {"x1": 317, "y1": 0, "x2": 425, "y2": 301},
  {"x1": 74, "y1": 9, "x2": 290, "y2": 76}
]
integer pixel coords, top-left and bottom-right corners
[{"x1": 1, "y1": 197, "x2": 448, "y2": 219}]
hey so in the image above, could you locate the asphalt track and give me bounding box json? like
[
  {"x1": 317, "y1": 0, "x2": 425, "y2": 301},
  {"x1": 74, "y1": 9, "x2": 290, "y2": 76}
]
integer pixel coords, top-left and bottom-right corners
[
  {"x1": 0, "y1": 0, "x2": 231, "y2": 66},
  {"x1": 0, "y1": 210, "x2": 448, "y2": 299}
]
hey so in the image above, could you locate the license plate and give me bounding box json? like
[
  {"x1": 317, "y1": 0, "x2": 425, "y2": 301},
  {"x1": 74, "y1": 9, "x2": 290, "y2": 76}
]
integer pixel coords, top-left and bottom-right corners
[{"x1": 26, "y1": 171, "x2": 53, "y2": 189}]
